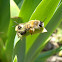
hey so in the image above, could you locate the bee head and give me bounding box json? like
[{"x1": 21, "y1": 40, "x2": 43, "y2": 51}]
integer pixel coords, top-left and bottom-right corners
[
  {"x1": 39, "y1": 21, "x2": 44, "y2": 27},
  {"x1": 15, "y1": 24, "x2": 24, "y2": 31}
]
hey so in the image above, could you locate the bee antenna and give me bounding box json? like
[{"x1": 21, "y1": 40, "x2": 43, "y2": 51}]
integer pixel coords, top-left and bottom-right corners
[
  {"x1": 43, "y1": 17, "x2": 47, "y2": 22},
  {"x1": 12, "y1": 25, "x2": 17, "y2": 27},
  {"x1": 14, "y1": 21, "x2": 19, "y2": 24}
]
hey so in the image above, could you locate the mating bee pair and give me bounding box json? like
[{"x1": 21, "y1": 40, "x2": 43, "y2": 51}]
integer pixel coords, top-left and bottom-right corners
[{"x1": 15, "y1": 20, "x2": 47, "y2": 38}]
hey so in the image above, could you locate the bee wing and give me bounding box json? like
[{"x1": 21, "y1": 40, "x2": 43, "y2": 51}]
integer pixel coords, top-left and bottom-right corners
[{"x1": 42, "y1": 28, "x2": 47, "y2": 33}]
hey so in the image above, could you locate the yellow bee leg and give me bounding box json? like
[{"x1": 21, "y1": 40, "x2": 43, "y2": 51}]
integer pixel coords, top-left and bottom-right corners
[
  {"x1": 32, "y1": 28, "x2": 35, "y2": 32},
  {"x1": 29, "y1": 28, "x2": 35, "y2": 35}
]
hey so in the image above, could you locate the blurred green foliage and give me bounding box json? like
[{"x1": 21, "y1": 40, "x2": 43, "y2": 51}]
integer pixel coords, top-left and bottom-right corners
[{"x1": 0, "y1": 0, "x2": 62, "y2": 62}]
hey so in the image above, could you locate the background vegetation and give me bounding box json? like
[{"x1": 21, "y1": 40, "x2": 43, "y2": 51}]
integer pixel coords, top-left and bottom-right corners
[{"x1": 0, "y1": 0, "x2": 62, "y2": 62}]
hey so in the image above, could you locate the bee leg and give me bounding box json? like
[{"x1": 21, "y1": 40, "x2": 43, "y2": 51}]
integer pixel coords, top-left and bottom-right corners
[
  {"x1": 20, "y1": 37, "x2": 22, "y2": 40},
  {"x1": 29, "y1": 28, "x2": 35, "y2": 35},
  {"x1": 32, "y1": 28, "x2": 35, "y2": 32},
  {"x1": 17, "y1": 32, "x2": 22, "y2": 40},
  {"x1": 29, "y1": 28, "x2": 32, "y2": 35},
  {"x1": 17, "y1": 32, "x2": 20, "y2": 38}
]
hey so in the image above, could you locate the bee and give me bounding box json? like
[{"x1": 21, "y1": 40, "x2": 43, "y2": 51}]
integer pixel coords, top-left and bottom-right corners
[{"x1": 15, "y1": 20, "x2": 47, "y2": 38}]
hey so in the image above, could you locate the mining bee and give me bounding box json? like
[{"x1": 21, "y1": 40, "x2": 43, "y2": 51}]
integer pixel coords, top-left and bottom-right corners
[{"x1": 15, "y1": 19, "x2": 47, "y2": 38}]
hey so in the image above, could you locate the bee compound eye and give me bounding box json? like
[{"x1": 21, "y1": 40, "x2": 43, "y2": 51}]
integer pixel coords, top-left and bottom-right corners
[
  {"x1": 39, "y1": 24, "x2": 42, "y2": 27},
  {"x1": 18, "y1": 26, "x2": 22, "y2": 29}
]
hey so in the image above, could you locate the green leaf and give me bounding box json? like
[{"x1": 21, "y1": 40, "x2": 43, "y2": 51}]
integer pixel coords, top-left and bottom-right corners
[
  {"x1": 5, "y1": 0, "x2": 20, "y2": 62},
  {"x1": 14, "y1": 0, "x2": 23, "y2": 9},
  {"x1": 26, "y1": 0, "x2": 61, "y2": 53},
  {"x1": 9, "y1": 1, "x2": 26, "y2": 62},
  {"x1": 13, "y1": 29, "x2": 26, "y2": 62},
  {"x1": 5, "y1": 17, "x2": 22, "y2": 62},
  {"x1": 35, "y1": 47, "x2": 62, "y2": 62},
  {"x1": 0, "y1": 39, "x2": 8, "y2": 62},
  {"x1": 13, "y1": 55, "x2": 17, "y2": 62},
  {"x1": 10, "y1": 0, "x2": 20, "y2": 17},
  {"x1": 13, "y1": 37, "x2": 26, "y2": 62},
  {"x1": 14, "y1": 0, "x2": 22, "y2": 5},
  {"x1": 5, "y1": 18, "x2": 17, "y2": 62},
  {"x1": 19, "y1": 0, "x2": 42, "y2": 22},
  {"x1": 25, "y1": 2, "x2": 62, "y2": 62},
  {"x1": 0, "y1": 0, "x2": 10, "y2": 39}
]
